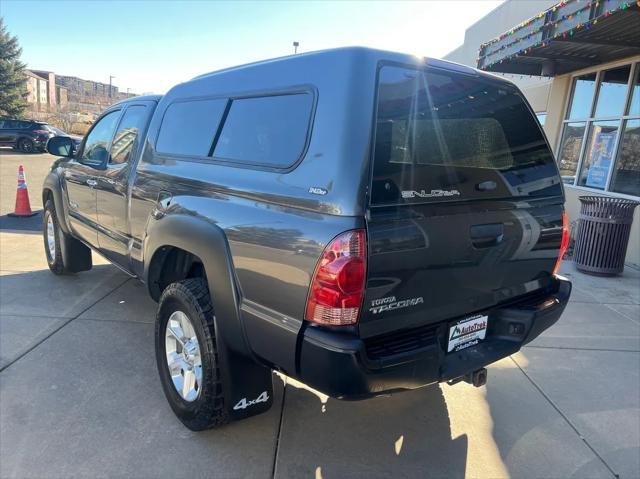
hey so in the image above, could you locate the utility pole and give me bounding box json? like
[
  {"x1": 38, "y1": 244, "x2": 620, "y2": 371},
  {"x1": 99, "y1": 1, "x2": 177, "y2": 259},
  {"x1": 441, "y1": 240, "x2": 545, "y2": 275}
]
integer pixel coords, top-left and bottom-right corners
[
  {"x1": 109, "y1": 75, "x2": 115, "y2": 98},
  {"x1": 127, "y1": 87, "x2": 130, "y2": 96},
  {"x1": 293, "y1": 41, "x2": 299, "y2": 54}
]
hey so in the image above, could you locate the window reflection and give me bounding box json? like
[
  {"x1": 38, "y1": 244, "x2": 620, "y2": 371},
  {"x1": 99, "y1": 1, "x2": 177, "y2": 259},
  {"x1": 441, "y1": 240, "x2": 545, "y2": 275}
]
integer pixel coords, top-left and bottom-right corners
[
  {"x1": 110, "y1": 105, "x2": 147, "y2": 165},
  {"x1": 610, "y1": 120, "x2": 640, "y2": 196},
  {"x1": 81, "y1": 111, "x2": 120, "y2": 166},
  {"x1": 594, "y1": 66, "x2": 631, "y2": 118},
  {"x1": 557, "y1": 122, "x2": 585, "y2": 184},
  {"x1": 567, "y1": 73, "x2": 596, "y2": 119},
  {"x1": 536, "y1": 112, "x2": 547, "y2": 125},
  {"x1": 156, "y1": 99, "x2": 227, "y2": 156},
  {"x1": 577, "y1": 120, "x2": 619, "y2": 189},
  {"x1": 213, "y1": 94, "x2": 313, "y2": 168}
]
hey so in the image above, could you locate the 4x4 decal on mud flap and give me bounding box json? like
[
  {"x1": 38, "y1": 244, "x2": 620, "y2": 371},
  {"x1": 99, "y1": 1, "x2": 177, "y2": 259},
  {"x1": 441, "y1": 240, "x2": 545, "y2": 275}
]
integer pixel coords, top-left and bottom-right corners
[{"x1": 233, "y1": 391, "x2": 269, "y2": 410}]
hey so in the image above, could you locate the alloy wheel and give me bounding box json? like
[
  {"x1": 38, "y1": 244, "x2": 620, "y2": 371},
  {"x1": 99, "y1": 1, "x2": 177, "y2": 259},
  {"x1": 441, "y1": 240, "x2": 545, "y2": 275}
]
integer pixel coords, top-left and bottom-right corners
[
  {"x1": 165, "y1": 310, "x2": 203, "y2": 402},
  {"x1": 45, "y1": 211, "x2": 56, "y2": 260}
]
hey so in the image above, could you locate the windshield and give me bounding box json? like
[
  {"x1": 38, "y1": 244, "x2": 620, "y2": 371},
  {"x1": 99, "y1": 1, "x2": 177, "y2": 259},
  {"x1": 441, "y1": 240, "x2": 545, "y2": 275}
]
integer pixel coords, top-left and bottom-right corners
[{"x1": 371, "y1": 65, "x2": 562, "y2": 205}]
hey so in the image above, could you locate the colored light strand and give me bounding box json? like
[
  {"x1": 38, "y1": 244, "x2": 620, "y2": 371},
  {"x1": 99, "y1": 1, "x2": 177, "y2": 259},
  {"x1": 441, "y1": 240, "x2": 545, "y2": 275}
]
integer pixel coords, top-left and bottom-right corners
[{"x1": 477, "y1": 0, "x2": 635, "y2": 71}]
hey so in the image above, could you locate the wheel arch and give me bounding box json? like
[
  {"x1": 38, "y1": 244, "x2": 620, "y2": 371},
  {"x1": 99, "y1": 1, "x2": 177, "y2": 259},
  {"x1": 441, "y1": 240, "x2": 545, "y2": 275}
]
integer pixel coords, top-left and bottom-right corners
[
  {"x1": 144, "y1": 213, "x2": 273, "y2": 420},
  {"x1": 143, "y1": 214, "x2": 244, "y2": 352},
  {"x1": 147, "y1": 246, "x2": 206, "y2": 301}
]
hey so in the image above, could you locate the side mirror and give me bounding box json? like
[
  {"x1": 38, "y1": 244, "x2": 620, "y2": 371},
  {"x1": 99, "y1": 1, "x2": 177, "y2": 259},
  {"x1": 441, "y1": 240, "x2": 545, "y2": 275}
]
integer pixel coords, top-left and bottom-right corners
[{"x1": 47, "y1": 136, "x2": 75, "y2": 158}]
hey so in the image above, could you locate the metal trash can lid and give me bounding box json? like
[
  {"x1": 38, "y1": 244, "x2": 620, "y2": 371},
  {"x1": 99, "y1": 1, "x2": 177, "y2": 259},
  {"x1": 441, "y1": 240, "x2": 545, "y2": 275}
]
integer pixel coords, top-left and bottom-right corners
[
  {"x1": 578, "y1": 195, "x2": 640, "y2": 207},
  {"x1": 578, "y1": 195, "x2": 640, "y2": 222}
]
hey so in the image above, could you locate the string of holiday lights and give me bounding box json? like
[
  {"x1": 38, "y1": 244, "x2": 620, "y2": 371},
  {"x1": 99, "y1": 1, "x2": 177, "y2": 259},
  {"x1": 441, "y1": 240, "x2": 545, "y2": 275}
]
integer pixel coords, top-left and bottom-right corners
[{"x1": 477, "y1": 0, "x2": 638, "y2": 71}]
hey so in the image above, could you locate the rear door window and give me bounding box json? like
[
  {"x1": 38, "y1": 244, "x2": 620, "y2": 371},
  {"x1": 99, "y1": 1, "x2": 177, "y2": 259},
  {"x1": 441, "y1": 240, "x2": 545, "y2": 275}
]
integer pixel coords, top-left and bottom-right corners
[
  {"x1": 156, "y1": 99, "x2": 227, "y2": 156},
  {"x1": 212, "y1": 93, "x2": 313, "y2": 168},
  {"x1": 371, "y1": 65, "x2": 561, "y2": 205}
]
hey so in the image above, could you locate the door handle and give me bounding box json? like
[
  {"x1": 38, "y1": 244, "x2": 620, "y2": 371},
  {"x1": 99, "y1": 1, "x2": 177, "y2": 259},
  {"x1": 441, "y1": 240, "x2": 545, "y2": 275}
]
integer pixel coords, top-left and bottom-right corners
[
  {"x1": 470, "y1": 223, "x2": 504, "y2": 248},
  {"x1": 86, "y1": 179, "x2": 97, "y2": 187}
]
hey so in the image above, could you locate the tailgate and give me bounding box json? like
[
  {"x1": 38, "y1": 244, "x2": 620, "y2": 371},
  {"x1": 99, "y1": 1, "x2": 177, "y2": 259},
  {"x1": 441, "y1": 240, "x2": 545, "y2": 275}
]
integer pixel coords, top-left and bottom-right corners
[
  {"x1": 361, "y1": 200, "x2": 564, "y2": 338},
  {"x1": 360, "y1": 64, "x2": 564, "y2": 339}
]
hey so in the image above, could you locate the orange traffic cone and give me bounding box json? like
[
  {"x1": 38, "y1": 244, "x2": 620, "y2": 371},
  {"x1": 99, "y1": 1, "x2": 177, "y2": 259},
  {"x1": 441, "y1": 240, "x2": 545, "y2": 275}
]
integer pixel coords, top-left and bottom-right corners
[{"x1": 8, "y1": 165, "x2": 37, "y2": 217}]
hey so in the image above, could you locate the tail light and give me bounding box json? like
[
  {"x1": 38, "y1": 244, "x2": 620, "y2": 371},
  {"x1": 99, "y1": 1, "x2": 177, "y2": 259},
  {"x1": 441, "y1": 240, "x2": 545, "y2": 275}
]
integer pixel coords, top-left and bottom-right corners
[
  {"x1": 305, "y1": 229, "x2": 367, "y2": 326},
  {"x1": 553, "y1": 211, "x2": 569, "y2": 276},
  {"x1": 33, "y1": 130, "x2": 50, "y2": 135}
]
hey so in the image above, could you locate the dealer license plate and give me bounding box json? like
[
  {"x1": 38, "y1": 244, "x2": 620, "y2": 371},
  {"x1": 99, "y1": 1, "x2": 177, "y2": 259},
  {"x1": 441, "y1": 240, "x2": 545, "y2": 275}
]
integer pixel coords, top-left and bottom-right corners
[{"x1": 447, "y1": 315, "x2": 488, "y2": 353}]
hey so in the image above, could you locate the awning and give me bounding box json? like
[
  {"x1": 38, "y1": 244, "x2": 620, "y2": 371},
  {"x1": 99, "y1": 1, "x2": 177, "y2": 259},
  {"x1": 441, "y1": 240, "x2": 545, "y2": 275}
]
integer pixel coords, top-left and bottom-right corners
[{"x1": 477, "y1": 0, "x2": 640, "y2": 76}]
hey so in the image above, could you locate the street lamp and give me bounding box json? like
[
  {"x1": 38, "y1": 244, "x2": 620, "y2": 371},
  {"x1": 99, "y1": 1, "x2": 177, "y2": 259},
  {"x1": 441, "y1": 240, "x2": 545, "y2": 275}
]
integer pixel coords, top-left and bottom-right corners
[
  {"x1": 293, "y1": 41, "x2": 299, "y2": 54},
  {"x1": 109, "y1": 75, "x2": 115, "y2": 98}
]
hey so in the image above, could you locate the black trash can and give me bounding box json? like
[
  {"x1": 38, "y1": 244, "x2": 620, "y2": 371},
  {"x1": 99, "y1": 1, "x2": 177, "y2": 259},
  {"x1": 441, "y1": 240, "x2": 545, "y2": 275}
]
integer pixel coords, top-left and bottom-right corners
[{"x1": 573, "y1": 196, "x2": 639, "y2": 276}]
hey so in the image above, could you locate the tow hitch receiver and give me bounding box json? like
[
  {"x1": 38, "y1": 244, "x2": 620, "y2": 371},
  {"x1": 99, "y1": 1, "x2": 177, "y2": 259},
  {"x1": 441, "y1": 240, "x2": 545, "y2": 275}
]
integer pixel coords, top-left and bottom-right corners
[
  {"x1": 466, "y1": 368, "x2": 487, "y2": 387},
  {"x1": 447, "y1": 368, "x2": 488, "y2": 388}
]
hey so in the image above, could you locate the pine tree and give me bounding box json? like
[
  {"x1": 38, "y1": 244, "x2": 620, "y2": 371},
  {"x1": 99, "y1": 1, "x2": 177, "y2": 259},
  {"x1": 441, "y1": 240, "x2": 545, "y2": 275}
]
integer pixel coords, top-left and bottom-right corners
[{"x1": 0, "y1": 17, "x2": 27, "y2": 118}]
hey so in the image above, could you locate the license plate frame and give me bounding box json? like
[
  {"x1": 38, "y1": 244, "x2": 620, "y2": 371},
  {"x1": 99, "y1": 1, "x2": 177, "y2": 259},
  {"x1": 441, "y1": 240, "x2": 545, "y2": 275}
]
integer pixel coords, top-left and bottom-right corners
[{"x1": 447, "y1": 314, "x2": 489, "y2": 353}]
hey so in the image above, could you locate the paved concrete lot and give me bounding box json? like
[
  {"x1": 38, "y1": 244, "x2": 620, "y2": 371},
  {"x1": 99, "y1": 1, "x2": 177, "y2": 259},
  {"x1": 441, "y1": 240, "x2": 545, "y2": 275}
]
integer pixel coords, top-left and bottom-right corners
[{"x1": 0, "y1": 149, "x2": 638, "y2": 478}]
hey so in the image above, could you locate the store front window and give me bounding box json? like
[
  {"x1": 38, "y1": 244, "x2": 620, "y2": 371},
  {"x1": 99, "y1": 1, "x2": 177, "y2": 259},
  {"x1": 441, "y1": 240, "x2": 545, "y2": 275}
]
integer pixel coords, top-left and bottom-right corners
[
  {"x1": 558, "y1": 122, "x2": 585, "y2": 180},
  {"x1": 568, "y1": 73, "x2": 596, "y2": 119},
  {"x1": 610, "y1": 119, "x2": 640, "y2": 196},
  {"x1": 557, "y1": 62, "x2": 640, "y2": 197},
  {"x1": 629, "y1": 67, "x2": 639, "y2": 117},
  {"x1": 577, "y1": 121, "x2": 619, "y2": 189},
  {"x1": 593, "y1": 66, "x2": 630, "y2": 118}
]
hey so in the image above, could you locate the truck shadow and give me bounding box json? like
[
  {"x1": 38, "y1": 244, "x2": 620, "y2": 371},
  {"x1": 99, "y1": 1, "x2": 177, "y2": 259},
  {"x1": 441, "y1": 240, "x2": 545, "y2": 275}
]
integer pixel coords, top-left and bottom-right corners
[{"x1": 275, "y1": 382, "x2": 468, "y2": 478}]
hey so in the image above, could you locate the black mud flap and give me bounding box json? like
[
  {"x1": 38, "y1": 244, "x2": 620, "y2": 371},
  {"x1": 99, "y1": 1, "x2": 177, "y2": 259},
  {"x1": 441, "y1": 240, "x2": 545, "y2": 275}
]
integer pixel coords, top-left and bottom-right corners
[
  {"x1": 216, "y1": 341, "x2": 274, "y2": 421},
  {"x1": 60, "y1": 234, "x2": 92, "y2": 273}
]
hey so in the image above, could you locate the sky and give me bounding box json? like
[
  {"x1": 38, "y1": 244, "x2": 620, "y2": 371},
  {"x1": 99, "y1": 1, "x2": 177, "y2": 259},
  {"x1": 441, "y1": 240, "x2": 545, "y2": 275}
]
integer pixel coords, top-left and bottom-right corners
[{"x1": 1, "y1": 0, "x2": 503, "y2": 94}]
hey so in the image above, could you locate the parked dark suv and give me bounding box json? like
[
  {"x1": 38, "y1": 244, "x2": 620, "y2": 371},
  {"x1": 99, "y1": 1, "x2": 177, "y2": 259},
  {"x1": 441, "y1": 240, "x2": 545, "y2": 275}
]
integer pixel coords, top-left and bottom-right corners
[
  {"x1": 0, "y1": 118, "x2": 53, "y2": 153},
  {"x1": 43, "y1": 47, "x2": 571, "y2": 431}
]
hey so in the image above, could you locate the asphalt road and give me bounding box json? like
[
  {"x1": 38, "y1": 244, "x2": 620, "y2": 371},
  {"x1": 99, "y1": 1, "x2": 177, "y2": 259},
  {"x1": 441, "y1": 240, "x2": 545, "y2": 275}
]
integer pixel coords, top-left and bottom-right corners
[{"x1": 0, "y1": 149, "x2": 638, "y2": 478}]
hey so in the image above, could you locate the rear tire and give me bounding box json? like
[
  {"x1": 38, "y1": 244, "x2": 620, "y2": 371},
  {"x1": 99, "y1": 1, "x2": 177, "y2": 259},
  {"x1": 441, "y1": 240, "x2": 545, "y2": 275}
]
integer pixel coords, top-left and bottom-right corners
[
  {"x1": 155, "y1": 278, "x2": 230, "y2": 430},
  {"x1": 18, "y1": 138, "x2": 35, "y2": 154}
]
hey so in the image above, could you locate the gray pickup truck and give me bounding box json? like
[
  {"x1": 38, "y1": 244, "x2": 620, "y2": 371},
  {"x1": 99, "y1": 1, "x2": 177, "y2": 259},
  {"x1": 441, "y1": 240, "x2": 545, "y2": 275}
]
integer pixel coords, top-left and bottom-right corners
[{"x1": 43, "y1": 47, "x2": 571, "y2": 430}]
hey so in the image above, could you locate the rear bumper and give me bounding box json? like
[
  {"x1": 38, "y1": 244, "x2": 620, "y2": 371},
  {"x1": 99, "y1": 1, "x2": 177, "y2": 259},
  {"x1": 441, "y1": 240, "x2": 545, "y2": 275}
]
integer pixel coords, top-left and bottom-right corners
[{"x1": 297, "y1": 276, "x2": 571, "y2": 399}]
